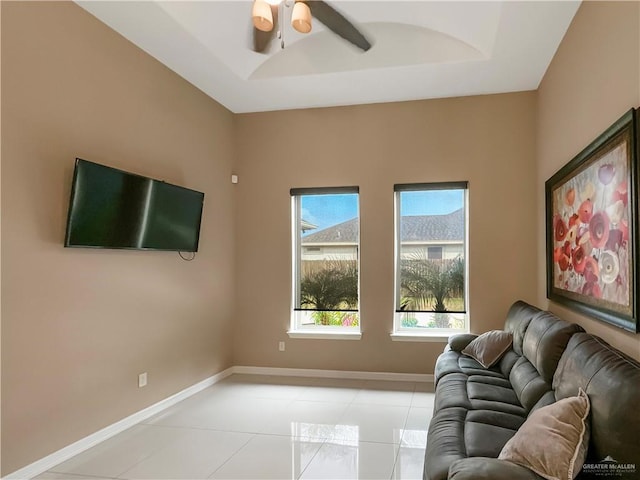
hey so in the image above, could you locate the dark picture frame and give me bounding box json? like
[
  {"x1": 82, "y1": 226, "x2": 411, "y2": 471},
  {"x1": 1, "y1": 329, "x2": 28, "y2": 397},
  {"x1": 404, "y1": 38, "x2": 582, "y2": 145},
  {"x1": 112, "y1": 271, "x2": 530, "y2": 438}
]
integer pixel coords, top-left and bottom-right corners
[{"x1": 545, "y1": 108, "x2": 639, "y2": 333}]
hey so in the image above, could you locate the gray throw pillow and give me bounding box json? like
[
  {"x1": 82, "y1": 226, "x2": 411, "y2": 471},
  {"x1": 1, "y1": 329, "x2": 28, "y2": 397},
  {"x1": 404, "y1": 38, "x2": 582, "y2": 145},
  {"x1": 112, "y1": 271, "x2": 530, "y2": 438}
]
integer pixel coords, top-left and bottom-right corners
[{"x1": 461, "y1": 330, "x2": 513, "y2": 368}]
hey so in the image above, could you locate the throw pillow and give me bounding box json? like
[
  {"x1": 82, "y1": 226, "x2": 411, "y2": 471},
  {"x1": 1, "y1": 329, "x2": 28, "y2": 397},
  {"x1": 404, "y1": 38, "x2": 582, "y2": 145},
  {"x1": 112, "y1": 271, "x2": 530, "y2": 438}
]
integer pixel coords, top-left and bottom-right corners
[
  {"x1": 498, "y1": 388, "x2": 591, "y2": 480},
  {"x1": 461, "y1": 330, "x2": 513, "y2": 368},
  {"x1": 448, "y1": 333, "x2": 480, "y2": 352}
]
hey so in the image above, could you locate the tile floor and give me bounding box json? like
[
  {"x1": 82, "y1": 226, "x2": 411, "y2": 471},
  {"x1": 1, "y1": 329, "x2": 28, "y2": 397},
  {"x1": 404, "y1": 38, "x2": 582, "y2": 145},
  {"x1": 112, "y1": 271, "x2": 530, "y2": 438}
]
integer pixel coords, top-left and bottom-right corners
[{"x1": 39, "y1": 374, "x2": 434, "y2": 480}]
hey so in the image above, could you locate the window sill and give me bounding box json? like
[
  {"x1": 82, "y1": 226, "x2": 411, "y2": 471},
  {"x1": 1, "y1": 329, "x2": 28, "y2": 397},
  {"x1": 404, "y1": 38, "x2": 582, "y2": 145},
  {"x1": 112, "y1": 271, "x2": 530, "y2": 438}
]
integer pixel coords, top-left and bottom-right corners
[
  {"x1": 390, "y1": 333, "x2": 453, "y2": 342},
  {"x1": 287, "y1": 331, "x2": 362, "y2": 340}
]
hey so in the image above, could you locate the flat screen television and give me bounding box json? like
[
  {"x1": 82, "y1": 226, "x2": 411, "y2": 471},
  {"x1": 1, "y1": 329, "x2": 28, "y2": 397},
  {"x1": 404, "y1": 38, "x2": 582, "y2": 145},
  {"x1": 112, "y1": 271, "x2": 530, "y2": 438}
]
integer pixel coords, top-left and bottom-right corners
[{"x1": 65, "y1": 159, "x2": 204, "y2": 252}]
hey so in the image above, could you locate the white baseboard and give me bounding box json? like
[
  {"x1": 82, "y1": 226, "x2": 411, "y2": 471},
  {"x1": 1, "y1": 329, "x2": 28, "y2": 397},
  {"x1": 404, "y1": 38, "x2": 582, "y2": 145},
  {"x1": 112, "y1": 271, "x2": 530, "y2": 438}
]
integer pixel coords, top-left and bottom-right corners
[
  {"x1": 232, "y1": 365, "x2": 434, "y2": 383},
  {"x1": 4, "y1": 367, "x2": 234, "y2": 480},
  {"x1": 6, "y1": 365, "x2": 433, "y2": 479}
]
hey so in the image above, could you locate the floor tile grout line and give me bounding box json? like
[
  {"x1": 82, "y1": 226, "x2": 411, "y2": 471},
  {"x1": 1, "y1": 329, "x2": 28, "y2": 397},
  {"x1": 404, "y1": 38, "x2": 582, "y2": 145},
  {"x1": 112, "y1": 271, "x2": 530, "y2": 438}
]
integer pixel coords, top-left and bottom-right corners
[
  {"x1": 390, "y1": 384, "x2": 416, "y2": 479},
  {"x1": 111, "y1": 426, "x2": 195, "y2": 480},
  {"x1": 295, "y1": 434, "x2": 330, "y2": 480},
  {"x1": 205, "y1": 432, "x2": 257, "y2": 479},
  {"x1": 47, "y1": 424, "x2": 188, "y2": 479}
]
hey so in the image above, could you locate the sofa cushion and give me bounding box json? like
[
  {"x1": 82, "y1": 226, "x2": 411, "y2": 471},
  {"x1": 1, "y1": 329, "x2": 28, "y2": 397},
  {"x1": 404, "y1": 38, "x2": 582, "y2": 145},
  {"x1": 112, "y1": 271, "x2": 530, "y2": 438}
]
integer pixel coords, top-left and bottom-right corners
[
  {"x1": 462, "y1": 330, "x2": 513, "y2": 368},
  {"x1": 503, "y1": 301, "x2": 541, "y2": 355},
  {"x1": 424, "y1": 408, "x2": 468, "y2": 480},
  {"x1": 434, "y1": 350, "x2": 465, "y2": 381},
  {"x1": 467, "y1": 380, "x2": 520, "y2": 406},
  {"x1": 424, "y1": 408, "x2": 524, "y2": 480},
  {"x1": 553, "y1": 333, "x2": 640, "y2": 468},
  {"x1": 506, "y1": 312, "x2": 583, "y2": 412},
  {"x1": 498, "y1": 349, "x2": 521, "y2": 378},
  {"x1": 435, "y1": 372, "x2": 527, "y2": 417},
  {"x1": 466, "y1": 421, "x2": 518, "y2": 458},
  {"x1": 521, "y1": 312, "x2": 584, "y2": 383},
  {"x1": 498, "y1": 389, "x2": 590, "y2": 480},
  {"x1": 434, "y1": 350, "x2": 506, "y2": 384},
  {"x1": 458, "y1": 356, "x2": 504, "y2": 375},
  {"x1": 509, "y1": 356, "x2": 553, "y2": 412},
  {"x1": 466, "y1": 409, "x2": 526, "y2": 431},
  {"x1": 435, "y1": 373, "x2": 472, "y2": 410}
]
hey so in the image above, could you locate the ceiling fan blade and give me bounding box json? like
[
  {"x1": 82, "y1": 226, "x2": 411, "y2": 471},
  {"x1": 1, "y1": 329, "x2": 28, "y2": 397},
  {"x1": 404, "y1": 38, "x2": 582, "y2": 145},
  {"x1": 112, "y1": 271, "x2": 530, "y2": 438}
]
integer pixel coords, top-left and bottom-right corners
[
  {"x1": 252, "y1": 4, "x2": 279, "y2": 53},
  {"x1": 306, "y1": 1, "x2": 371, "y2": 52}
]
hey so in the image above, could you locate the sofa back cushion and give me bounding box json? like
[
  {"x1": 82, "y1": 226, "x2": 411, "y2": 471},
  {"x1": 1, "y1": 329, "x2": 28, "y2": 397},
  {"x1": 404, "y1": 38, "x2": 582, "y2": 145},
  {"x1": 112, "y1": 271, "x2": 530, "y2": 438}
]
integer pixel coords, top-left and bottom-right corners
[
  {"x1": 509, "y1": 357, "x2": 553, "y2": 412},
  {"x1": 503, "y1": 301, "x2": 541, "y2": 355},
  {"x1": 508, "y1": 311, "x2": 583, "y2": 411},
  {"x1": 553, "y1": 333, "x2": 640, "y2": 467},
  {"x1": 522, "y1": 312, "x2": 583, "y2": 383}
]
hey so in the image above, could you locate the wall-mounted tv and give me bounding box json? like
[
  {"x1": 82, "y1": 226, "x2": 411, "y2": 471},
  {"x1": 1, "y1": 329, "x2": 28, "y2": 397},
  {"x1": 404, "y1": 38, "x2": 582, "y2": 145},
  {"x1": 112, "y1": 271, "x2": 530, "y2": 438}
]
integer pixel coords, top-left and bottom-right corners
[{"x1": 64, "y1": 159, "x2": 204, "y2": 252}]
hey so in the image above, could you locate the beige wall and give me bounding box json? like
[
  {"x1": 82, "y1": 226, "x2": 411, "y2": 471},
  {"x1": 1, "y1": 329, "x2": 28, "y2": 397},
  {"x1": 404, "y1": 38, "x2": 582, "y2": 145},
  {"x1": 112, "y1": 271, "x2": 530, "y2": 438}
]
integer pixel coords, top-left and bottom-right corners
[
  {"x1": 234, "y1": 93, "x2": 538, "y2": 374},
  {"x1": 1, "y1": 2, "x2": 235, "y2": 474},
  {"x1": 536, "y1": 1, "x2": 640, "y2": 360},
  {"x1": 3, "y1": 0, "x2": 640, "y2": 476}
]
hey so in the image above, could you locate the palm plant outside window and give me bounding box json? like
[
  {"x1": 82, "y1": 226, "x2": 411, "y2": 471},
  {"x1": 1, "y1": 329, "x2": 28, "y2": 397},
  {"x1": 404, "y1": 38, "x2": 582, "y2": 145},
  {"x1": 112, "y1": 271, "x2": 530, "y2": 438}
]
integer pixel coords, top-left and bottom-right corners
[
  {"x1": 291, "y1": 187, "x2": 360, "y2": 333},
  {"x1": 394, "y1": 183, "x2": 469, "y2": 334}
]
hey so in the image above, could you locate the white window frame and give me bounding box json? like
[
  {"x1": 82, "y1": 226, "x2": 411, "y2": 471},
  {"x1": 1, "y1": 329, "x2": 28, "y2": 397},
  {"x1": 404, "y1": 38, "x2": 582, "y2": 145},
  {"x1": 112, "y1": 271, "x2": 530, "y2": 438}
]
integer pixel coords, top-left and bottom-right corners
[
  {"x1": 392, "y1": 182, "x2": 470, "y2": 341},
  {"x1": 289, "y1": 187, "x2": 361, "y2": 340}
]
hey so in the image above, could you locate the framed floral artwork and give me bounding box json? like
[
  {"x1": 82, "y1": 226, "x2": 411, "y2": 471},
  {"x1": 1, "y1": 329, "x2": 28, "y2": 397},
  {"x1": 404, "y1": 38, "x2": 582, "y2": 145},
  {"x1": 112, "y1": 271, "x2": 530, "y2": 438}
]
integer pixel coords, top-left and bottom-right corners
[{"x1": 546, "y1": 108, "x2": 639, "y2": 333}]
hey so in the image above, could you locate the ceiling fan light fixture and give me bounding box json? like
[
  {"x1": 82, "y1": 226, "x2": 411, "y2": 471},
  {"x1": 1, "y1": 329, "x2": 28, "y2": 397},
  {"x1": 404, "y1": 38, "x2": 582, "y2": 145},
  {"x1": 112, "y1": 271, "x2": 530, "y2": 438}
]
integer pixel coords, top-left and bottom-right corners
[
  {"x1": 291, "y1": 1, "x2": 312, "y2": 34},
  {"x1": 252, "y1": 0, "x2": 274, "y2": 32}
]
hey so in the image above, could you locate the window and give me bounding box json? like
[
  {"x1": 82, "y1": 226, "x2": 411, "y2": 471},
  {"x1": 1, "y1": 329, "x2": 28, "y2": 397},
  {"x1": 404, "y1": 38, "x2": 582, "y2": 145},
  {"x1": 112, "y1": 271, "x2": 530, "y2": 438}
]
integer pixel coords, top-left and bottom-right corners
[
  {"x1": 290, "y1": 187, "x2": 360, "y2": 336},
  {"x1": 393, "y1": 182, "x2": 468, "y2": 335}
]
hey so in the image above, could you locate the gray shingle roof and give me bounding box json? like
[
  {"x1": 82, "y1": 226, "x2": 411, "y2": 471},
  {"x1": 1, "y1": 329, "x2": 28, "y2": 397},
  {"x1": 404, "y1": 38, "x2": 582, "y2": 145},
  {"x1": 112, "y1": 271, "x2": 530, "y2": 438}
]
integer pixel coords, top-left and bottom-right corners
[
  {"x1": 302, "y1": 208, "x2": 464, "y2": 244},
  {"x1": 302, "y1": 218, "x2": 359, "y2": 244},
  {"x1": 401, "y1": 208, "x2": 464, "y2": 242}
]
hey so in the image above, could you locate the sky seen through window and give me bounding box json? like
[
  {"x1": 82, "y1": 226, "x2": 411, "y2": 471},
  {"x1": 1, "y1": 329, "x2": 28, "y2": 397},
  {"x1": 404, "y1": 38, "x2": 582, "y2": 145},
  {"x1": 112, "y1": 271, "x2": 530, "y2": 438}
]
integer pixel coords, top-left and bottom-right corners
[{"x1": 301, "y1": 190, "x2": 463, "y2": 234}]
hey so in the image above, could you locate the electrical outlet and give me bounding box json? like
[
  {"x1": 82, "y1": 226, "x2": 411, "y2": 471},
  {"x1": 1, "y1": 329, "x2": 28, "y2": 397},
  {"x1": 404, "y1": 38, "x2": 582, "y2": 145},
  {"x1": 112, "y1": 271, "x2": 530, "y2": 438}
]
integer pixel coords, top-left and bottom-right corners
[
  {"x1": 278, "y1": 341, "x2": 285, "y2": 352},
  {"x1": 138, "y1": 372, "x2": 148, "y2": 388}
]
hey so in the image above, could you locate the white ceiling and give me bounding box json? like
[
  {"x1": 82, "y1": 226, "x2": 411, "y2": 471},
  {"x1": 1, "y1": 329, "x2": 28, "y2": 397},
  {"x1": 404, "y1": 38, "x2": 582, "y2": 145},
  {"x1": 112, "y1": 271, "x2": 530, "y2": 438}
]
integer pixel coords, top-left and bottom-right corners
[{"x1": 76, "y1": 1, "x2": 581, "y2": 113}]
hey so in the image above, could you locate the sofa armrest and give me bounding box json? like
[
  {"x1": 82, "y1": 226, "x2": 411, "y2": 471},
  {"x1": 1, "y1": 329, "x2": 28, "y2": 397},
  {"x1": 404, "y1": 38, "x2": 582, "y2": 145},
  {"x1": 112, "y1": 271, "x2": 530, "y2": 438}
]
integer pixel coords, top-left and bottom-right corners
[
  {"x1": 448, "y1": 458, "x2": 543, "y2": 480},
  {"x1": 448, "y1": 333, "x2": 478, "y2": 352}
]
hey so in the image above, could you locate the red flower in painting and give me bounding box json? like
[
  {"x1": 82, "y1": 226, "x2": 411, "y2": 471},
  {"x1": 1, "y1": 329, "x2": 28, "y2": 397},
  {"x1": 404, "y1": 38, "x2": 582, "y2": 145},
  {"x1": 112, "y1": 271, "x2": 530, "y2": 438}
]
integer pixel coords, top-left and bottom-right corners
[
  {"x1": 583, "y1": 256, "x2": 599, "y2": 284},
  {"x1": 558, "y1": 254, "x2": 571, "y2": 272},
  {"x1": 589, "y1": 211, "x2": 610, "y2": 249},
  {"x1": 554, "y1": 216, "x2": 568, "y2": 242},
  {"x1": 568, "y1": 213, "x2": 580, "y2": 229},
  {"x1": 572, "y1": 245, "x2": 586, "y2": 273},
  {"x1": 578, "y1": 199, "x2": 593, "y2": 223},
  {"x1": 554, "y1": 246, "x2": 564, "y2": 262},
  {"x1": 555, "y1": 241, "x2": 572, "y2": 272}
]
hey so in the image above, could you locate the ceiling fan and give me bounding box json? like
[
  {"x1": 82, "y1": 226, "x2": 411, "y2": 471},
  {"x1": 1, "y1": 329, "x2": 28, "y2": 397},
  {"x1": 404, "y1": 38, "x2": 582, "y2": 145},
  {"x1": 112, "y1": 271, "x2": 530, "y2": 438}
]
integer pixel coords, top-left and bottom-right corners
[{"x1": 251, "y1": 0, "x2": 372, "y2": 53}]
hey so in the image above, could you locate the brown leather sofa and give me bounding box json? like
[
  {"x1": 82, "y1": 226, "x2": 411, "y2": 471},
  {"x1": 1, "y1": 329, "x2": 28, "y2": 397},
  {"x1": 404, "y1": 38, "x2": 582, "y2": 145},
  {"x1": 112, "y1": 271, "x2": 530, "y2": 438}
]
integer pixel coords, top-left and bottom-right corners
[{"x1": 423, "y1": 301, "x2": 640, "y2": 480}]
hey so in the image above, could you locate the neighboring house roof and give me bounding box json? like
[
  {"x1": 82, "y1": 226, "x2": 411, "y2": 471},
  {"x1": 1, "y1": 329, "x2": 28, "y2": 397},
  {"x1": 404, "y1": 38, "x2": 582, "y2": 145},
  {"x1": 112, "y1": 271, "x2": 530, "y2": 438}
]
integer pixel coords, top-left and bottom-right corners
[
  {"x1": 301, "y1": 219, "x2": 318, "y2": 232},
  {"x1": 401, "y1": 208, "x2": 464, "y2": 242},
  {"x1": 302, "y1": 208, "x2": 464, "y2": 244},
  {"x1": 303, "y1": 218, "x2": 360, "y2": 244}
]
